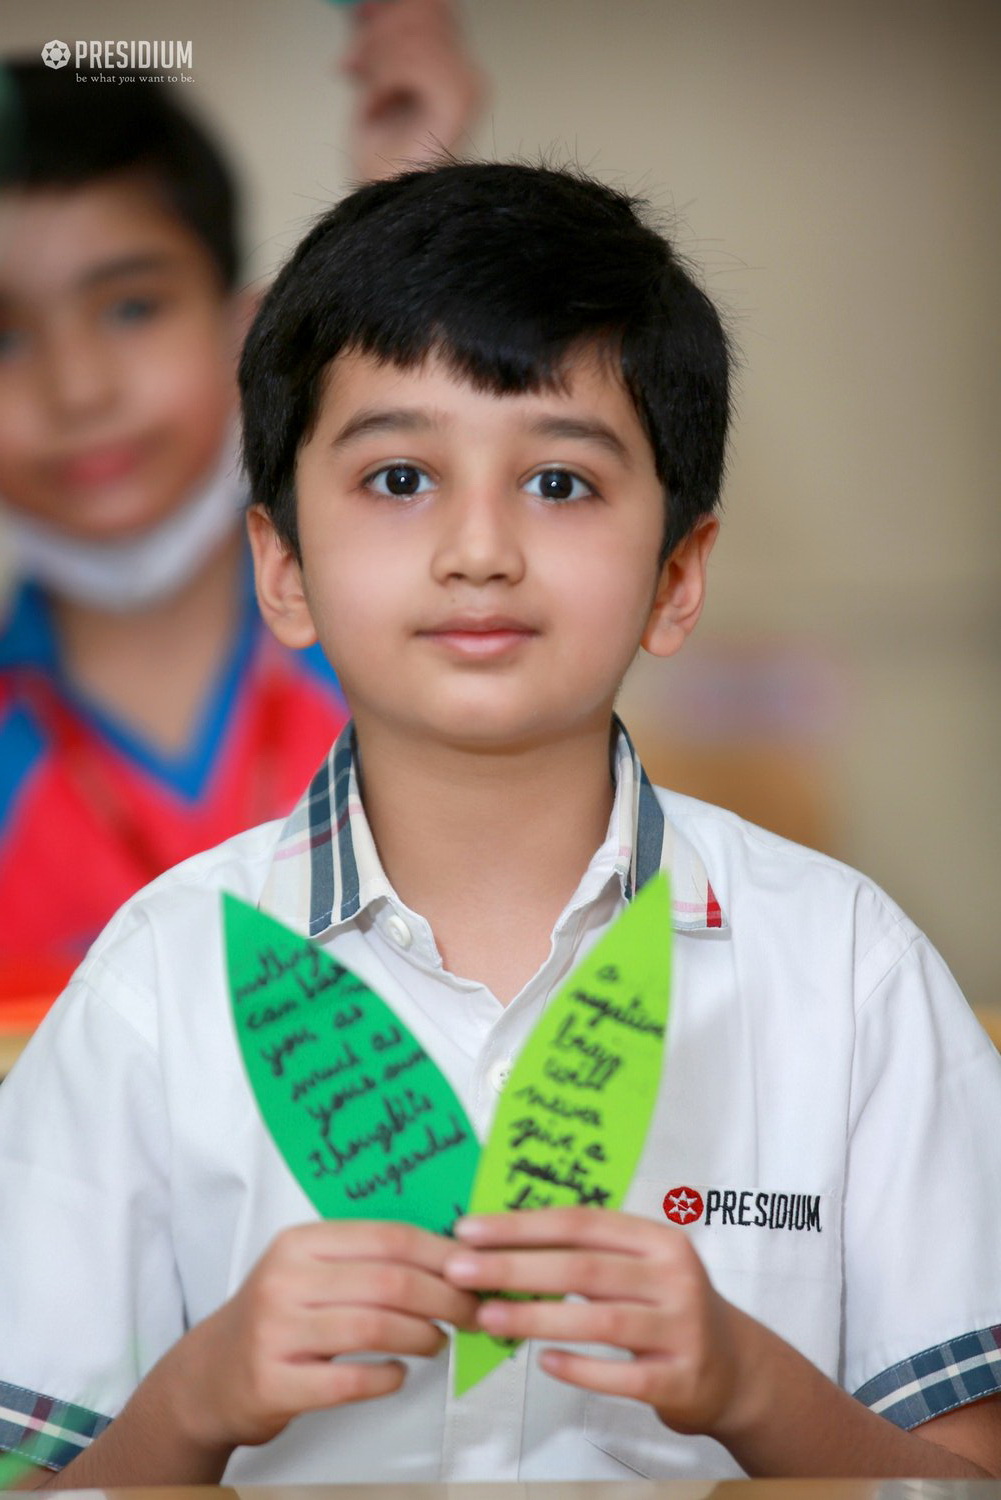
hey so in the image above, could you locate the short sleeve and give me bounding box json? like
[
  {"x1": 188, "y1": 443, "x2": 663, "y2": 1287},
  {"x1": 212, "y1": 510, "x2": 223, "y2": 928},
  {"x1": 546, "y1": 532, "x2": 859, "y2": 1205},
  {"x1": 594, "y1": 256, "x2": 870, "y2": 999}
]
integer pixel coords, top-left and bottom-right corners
[
  {"x1": 843, "y1": 923, "x2": 1001, "y2": 1428},
  {"x1": 0, "y1": 957, "x2": 183, "y2": 1471}
]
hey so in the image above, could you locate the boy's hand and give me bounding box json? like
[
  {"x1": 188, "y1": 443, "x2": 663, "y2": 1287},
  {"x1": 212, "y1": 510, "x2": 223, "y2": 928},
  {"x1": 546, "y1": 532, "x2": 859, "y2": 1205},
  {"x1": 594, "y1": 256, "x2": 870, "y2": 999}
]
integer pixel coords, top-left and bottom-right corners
[
  {"x1": 445, "y1": 1207, "x2": 753, "y2": 1440},
  {"x1": 341, "y1": 0, "x2": 486, "y2": 182},
  {"x1": 445, "y1": 1210, "x2": 1001, "y2": 1479},
  {"x1": 172, "y1": 1220, "x2": 479, "y2": 1452}
]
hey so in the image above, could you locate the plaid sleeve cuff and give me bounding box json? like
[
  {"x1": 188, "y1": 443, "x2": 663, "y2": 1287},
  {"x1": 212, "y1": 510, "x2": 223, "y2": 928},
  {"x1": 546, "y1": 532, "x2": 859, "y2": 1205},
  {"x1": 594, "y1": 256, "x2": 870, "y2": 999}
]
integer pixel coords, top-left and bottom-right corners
[
  {"x1": 0, "y1": 1379, "x2": 111, "y2": 1474},
  {"x1": 854, "y1": 1325, "x2": 1001, "y2": 1430}
]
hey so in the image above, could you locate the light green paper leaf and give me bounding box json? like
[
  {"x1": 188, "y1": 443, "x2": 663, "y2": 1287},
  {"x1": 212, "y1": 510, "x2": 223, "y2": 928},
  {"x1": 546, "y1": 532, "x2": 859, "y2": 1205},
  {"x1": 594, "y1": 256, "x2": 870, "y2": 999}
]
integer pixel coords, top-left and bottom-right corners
[
  {"x1": 224, "y1": 894, "x2": 479, "y2": 1233},
  {"x1": 453, "y1": 871, "x2": 672, "y2": 1396}
]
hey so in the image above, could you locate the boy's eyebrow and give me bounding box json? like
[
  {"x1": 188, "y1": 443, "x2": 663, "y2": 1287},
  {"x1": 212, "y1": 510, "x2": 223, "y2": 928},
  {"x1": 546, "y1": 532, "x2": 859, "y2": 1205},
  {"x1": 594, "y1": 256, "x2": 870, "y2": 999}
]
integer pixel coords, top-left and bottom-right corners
[
  {"x1": 330, "y1": 409, "x2": 435, "y2": 449},
  {"x1": 78, "y1": 253, "x2": 181, "y2": 290},
  {"x1": 0, "y1": 254, "x2": 178, "y2": 310},
  {"x1": 329, "y1": 410, "x2": 632, "y2": 464},
  {"x1": 526, "y1": 416, "x2": 631, "y2": 464}
]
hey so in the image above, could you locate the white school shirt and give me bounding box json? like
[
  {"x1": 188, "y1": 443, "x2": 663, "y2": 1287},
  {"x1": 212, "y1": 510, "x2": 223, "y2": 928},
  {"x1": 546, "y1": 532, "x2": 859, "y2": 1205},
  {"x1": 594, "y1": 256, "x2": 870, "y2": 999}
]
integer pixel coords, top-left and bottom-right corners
[{"x1": 1, "y1": 719, "x2": 999, "y2": 1481}]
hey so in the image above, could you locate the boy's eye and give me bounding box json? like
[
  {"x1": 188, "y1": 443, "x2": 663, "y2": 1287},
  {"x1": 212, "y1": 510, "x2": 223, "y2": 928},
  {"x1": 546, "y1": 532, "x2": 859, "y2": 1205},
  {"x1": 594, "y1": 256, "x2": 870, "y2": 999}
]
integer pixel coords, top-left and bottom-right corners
[
  {"x1": 0, "y1": 326, "x2": 25, "y2": 361},
  {"x1": 105, "y1": 296, "x2": 161, "y2": 327},
  {"x1": 525, "y1": 468, "x2": 594, "y2": 503},
  {"x1": 366, "y1": 463, "x2": 435, "y2": 498}
]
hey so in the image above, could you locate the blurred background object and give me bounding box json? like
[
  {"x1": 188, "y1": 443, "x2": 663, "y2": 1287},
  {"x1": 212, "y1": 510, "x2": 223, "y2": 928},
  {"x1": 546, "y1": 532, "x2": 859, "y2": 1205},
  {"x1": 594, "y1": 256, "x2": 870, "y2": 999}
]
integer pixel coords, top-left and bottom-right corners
[
  {"x1": 0, "y1": 0, "x2": 997, "y2": 1054},
  {"x1": 621, "y1": 641, "x2": 847, "y2": 856}
]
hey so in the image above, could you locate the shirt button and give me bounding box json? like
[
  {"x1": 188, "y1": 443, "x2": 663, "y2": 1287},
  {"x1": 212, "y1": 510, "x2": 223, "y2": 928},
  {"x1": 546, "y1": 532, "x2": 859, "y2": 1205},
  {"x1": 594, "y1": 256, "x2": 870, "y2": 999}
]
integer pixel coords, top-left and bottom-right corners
[
  {"x1": 488, "y1": 1060, "x2": 512, "y2": 1092},
  {"x1": 386, "y1": 914, "x2": 413, "y2": 949}
]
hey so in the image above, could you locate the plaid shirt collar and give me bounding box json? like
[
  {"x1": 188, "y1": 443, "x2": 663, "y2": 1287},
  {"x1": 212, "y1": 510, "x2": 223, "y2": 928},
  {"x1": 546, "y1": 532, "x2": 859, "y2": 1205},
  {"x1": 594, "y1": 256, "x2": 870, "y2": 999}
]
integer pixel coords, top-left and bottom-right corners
[{"x1": 260, "y1": 717, "x2": 726, "y2": 938}]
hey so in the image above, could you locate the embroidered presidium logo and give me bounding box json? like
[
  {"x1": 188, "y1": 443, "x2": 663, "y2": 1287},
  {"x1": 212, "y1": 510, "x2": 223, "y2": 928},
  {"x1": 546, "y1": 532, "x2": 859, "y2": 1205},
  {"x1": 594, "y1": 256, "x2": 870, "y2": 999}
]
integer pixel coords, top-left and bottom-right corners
[
  {"x1": 663, "y1": 1185, "x2": 704, "y2": 1224},
  {"x1": 662, "y1": 1183, "x2": 823, "y2": 1233}
]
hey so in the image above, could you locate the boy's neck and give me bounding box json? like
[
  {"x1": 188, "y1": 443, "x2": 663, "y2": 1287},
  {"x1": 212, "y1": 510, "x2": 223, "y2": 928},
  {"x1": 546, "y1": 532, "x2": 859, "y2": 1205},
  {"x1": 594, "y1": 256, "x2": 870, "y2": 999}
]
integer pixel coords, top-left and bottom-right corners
[
  {"x1": 354, "y1": 716, "x2": 618, "y2": 1004},
  {"x1": 51, "y1": 527, "x2": 245, "y2": 754}
]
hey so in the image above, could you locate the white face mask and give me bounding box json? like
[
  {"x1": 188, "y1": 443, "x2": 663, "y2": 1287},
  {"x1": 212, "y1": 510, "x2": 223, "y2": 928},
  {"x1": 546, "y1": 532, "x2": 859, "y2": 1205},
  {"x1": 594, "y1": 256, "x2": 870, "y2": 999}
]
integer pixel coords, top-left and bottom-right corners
[{"x1": 1, "y1": 429, "x2": 247, "y2": 613}]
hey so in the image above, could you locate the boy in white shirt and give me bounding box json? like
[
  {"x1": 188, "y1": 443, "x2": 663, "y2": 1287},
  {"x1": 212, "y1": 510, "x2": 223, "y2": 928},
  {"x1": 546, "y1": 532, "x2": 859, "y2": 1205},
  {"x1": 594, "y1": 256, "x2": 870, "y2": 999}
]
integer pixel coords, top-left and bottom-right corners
[{"x1": 2, "y1": 160, "x2": 1000, "y2": 1486}]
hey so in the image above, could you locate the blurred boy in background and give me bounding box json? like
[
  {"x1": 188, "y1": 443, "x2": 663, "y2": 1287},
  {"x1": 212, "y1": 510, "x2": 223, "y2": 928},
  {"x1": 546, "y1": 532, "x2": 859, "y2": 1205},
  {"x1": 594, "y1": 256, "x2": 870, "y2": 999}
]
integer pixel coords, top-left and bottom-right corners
[{"x1": 0, "y1": 0, "x2": 484, "y2": 993}]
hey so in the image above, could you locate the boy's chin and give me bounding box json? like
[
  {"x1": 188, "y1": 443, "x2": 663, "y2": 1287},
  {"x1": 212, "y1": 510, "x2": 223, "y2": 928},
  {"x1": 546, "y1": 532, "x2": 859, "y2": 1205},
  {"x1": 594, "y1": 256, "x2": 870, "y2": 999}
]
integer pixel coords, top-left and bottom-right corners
[{"x1": 366, "y1": 704, "x2": 613, "y2": 758}]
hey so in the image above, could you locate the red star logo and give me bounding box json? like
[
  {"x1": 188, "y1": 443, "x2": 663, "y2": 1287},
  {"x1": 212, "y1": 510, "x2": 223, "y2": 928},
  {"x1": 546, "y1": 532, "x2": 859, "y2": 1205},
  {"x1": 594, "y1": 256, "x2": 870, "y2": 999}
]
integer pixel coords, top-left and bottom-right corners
[{"x1": 663, "y1": 1185, "x2": 705, "y2": 1225}]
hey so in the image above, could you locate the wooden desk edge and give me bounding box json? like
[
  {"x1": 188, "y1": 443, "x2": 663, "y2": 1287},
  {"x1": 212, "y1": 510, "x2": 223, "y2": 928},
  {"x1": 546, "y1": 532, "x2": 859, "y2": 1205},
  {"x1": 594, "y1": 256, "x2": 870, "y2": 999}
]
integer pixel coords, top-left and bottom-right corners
[{"x1": 23, "y1": 1482, "x2": 1001, "y2": 1499}]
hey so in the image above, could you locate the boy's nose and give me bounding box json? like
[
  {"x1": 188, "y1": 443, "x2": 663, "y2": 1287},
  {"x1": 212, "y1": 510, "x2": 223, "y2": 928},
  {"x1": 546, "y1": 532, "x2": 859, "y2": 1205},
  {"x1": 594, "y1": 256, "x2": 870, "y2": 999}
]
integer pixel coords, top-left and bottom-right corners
[
  {"x1": 41, "y1": 327, "x2": 117, "y2": 421},
  {"x1": 430, "y1": 489, "x2": 527, "y2": 586}
]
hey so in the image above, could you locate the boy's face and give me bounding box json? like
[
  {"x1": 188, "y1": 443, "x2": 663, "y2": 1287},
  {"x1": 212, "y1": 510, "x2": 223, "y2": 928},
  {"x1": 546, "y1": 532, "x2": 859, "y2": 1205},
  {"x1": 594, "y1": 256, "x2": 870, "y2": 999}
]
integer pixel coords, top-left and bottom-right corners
[
  {"x1": 0, "y1": 177, "x2": 240, "y2": 539},
  {"x1": 252, "y1": 348, "x2": 716, "y2": 754}
]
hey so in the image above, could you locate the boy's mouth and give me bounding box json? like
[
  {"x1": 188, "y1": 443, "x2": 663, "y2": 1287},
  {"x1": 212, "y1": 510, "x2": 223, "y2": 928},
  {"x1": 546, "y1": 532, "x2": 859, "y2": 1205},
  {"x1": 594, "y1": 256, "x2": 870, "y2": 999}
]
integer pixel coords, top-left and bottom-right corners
[
  {"x1": 419, "y1": 614, "x2": 538, "y2": 659},
  {"x1": 53, "y1": 443, "x2": 144, "y2": 489}
]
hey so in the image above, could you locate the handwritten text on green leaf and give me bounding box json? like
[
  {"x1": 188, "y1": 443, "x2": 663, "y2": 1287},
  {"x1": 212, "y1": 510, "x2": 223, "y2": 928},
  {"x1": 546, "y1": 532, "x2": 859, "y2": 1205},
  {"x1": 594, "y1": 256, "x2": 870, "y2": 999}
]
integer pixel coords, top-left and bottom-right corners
[
  {"x1": 224, "y1": 894, "x2": 479, "y2": 1234},
  {"x1": 454, "y1": 872, "x2": 672, "y2": 1394}
]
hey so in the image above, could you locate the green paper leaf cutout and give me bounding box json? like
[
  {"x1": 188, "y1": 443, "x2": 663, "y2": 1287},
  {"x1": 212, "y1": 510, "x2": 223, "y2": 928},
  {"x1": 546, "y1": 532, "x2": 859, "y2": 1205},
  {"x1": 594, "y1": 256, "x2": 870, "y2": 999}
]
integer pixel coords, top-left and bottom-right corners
[
  {"x1": 453, "y1": 872, "x2": 672, "y2": 1396},
  {"x1": 223, "y1": 876, "x2": 672, "y2": 1399},
  {"x1": 224, "y1": 894, "x2": 479, "y2": 1234}
]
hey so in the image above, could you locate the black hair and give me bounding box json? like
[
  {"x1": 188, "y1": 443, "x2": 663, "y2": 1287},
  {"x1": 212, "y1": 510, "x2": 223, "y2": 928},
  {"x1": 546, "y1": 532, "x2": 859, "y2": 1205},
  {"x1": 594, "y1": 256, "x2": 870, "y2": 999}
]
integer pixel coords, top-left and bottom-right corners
[
  {"x1": 0, "y1": 59, "x2": 241, "y2": 289},
  {"x1": 239, "y1": 161, "x2": 732, "y2": 561}
]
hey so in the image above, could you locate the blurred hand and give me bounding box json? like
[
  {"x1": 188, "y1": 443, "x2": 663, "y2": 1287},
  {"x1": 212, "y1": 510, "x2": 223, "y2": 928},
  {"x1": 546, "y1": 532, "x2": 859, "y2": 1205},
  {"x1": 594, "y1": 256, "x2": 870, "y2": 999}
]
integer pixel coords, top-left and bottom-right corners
[{"x1": 341, "y1": 0, "x2": 487, "y2": 181}]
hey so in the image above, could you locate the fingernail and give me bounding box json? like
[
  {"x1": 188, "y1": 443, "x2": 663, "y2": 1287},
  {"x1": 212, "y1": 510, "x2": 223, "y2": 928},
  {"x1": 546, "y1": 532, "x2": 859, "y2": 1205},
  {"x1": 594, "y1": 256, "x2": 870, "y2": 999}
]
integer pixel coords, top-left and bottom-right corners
[
  {"x1": 446, "y1": 1254, "x2": 480, "y2": 1280},
  {"x1": 477, "y1": 1301, "x2": 508, "y2": 1331},
  {"x1": 454, "y1": 1216, "x2": 487, "y2": 1239}
]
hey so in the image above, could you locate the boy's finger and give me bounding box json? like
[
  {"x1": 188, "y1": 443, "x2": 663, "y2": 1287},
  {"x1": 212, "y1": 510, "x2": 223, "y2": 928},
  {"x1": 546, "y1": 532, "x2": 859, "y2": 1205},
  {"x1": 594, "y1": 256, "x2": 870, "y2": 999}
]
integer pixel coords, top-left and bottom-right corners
[
  {"x1": 537, "y1": 1347, "x2": 677, "y2": 1404},
  {"x1": 281, "y1": 1354, "x2": 408, "y2": 1413},
  {"x1": 287, "y1": 1217, "x2": 460, "y2": 1271},
  {"x1": 455, "y1": 1207, "x2": 671, "y2": 1255},
  {"x1": 476, "y1": 1295, "x2": 672, "y2": 1352},
  {"x1": 445, "y1": 1245, "x2": 668, "y2": 1302},
  {"x1": 294, "y1": 1260, "x2": 480, "y2": 1327},
  {"x1": 294, "y1": 1304, "x2": 449, "y2": 1359}
]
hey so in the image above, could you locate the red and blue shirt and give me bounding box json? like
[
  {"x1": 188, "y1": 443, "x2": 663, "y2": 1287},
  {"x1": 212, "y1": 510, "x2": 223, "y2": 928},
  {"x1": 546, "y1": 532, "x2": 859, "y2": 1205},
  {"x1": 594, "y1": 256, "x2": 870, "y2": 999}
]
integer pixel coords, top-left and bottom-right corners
[{"x1": 0, "y1": 573, "x2": 348, "y2": 987}]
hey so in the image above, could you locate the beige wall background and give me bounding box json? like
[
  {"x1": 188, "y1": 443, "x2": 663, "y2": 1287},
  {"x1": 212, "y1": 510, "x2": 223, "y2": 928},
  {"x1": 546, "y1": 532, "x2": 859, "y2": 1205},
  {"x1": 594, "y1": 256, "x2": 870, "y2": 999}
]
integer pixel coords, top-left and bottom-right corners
[{"x1": 3, "y1": 0, "x2": 998, "y2": 1013}]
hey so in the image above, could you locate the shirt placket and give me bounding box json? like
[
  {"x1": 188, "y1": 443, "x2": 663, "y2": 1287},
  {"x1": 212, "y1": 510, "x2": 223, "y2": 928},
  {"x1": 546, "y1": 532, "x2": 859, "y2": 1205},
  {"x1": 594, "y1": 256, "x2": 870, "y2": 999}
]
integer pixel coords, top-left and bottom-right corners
[{"x1": 439, "y1": 1336, "x2": 530, "y2": 1480}]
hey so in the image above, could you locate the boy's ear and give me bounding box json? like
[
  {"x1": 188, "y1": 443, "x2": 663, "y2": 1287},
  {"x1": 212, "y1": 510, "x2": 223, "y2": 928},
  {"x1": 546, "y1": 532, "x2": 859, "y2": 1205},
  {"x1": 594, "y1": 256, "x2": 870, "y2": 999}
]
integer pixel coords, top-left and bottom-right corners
[
  {"x1": 641, "y1": 516, "x2": 719, "y2": 659},
  {"x1": 246, "y1": 506, "x2": 318, "y2": 650}
]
